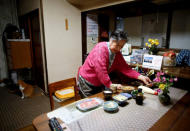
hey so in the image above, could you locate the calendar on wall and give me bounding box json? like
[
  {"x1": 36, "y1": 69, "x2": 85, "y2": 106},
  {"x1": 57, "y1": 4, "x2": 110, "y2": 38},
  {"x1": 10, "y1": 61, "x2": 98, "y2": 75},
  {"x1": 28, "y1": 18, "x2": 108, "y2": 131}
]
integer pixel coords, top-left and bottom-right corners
[{"x1": 86, "y1": 14, "x2": 98, "y2": 53}]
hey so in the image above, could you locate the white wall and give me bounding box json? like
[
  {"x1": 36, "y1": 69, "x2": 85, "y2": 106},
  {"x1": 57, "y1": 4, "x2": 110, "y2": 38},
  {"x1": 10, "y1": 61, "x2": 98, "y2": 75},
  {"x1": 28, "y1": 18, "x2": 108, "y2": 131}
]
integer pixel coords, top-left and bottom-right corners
[
  {"x1": 170, "y1": 9, "x2": 190, "y2": 49},
  {"x1": 42, "y1": 0, "x2": 82, "y2": 83},
  {"x1": 124, "y1": 16, "x2": 142, "y2": 46}
]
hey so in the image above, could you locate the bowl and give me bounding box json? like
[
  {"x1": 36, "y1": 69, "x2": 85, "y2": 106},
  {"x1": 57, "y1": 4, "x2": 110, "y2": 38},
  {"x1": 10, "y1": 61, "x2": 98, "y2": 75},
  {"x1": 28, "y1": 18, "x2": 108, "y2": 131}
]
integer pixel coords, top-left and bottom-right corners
[
  {"x1": 121, "y1": 86, "x2": 135, "y2": 93},
  {"x1": 103, "y1": 90, "x2": 113, "y2": 100},
  {"x1": 113, "y1": 94, "x2": 128, "y2": 106},
  {"x1": 110, "y1": 84, "x2": 117, "y2": 93},
  {"x1": 103, "y1": 101, "x2": 118, "y2": 112}
]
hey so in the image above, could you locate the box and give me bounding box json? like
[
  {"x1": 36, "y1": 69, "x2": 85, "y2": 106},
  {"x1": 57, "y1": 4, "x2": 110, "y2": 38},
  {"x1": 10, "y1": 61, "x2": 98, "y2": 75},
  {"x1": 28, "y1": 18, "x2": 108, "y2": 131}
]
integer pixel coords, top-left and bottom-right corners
[{"x1": 163, "y1": 56, "x2": 176, "y2": 66}]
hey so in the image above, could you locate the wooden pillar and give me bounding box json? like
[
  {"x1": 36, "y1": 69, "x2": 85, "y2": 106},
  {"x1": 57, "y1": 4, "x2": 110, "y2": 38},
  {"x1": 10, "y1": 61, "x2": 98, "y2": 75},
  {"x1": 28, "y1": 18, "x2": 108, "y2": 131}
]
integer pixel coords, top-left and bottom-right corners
[
  {"x1": 166, "y1": 10, "x2": 173, "y2": 49},
  {"x1": 81, "y1": 12, "x2": 87, "y2": 64}
]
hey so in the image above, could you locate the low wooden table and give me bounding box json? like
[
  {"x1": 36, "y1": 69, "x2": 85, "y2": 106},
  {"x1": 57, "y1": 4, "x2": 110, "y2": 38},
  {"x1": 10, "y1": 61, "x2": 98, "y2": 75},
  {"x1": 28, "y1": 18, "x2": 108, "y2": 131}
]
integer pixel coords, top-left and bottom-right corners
[
  {"x1": 33, "y1": 93, "x2": 104, "y2": 131},
  {"x1": 33, "y1": 91, "x2": 190, "y2": 131}
]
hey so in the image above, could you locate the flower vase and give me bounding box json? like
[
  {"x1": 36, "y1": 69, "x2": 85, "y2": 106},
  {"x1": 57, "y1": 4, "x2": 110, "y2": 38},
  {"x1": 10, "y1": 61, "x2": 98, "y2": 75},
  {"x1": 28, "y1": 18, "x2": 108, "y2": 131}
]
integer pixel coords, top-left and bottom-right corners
[
  {"x1": 159, "y1": 92, "x2": 171, "y2": 105},
  {"x1": 149, "y1": 51, "x2": 153, "y2": 55},
  {"x1": 149, "y1": 49, "x2": 158, "y2": 55}
]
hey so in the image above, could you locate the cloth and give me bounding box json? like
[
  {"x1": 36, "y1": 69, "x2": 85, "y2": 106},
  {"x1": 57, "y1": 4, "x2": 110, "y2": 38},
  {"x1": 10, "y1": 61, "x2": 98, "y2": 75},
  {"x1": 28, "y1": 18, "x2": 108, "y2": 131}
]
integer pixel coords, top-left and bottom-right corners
[
  {"x1": 77, "y1": 42, "x2": 114, "y2": 97},
  {"x1": 79, "y1": 42, "x2": 140, "y2": 88},
  {"x1": 68, "y1": 87, "x2": 187, "y2": 131},
  {"x1": 107, "y1": 42, "x2": 115, "y2": 70},
  {"x1": 78, "y1": 74, "x2": 103, "y2": 98},
  {"x1": 176, "y1": 49, "x2": 190, "y2": 66}
]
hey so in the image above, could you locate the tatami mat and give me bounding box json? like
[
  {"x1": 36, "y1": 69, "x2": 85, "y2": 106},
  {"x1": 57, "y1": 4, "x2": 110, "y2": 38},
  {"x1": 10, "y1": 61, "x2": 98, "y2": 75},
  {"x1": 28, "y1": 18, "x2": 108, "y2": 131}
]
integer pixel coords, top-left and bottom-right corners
[{"x1": 0, "y1": 86, "x2": 60, "y2": 131}]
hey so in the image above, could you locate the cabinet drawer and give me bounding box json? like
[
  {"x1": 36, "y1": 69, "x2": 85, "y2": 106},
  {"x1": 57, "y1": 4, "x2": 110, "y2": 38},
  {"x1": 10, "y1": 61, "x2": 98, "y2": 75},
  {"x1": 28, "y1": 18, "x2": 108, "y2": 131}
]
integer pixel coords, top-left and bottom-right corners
[{"x1": 8, "y1": 41, "x2": 32, "y2": 69}]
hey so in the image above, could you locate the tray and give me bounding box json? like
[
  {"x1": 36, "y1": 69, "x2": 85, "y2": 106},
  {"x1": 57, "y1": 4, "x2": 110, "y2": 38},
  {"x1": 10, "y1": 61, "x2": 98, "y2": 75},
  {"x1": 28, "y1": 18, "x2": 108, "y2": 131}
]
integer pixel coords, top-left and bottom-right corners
[
  {"x1": 113, "y1": 94, "x2": 128, "y2": 105},
  {"x1": 76, "y1": 97, "x2": 103, "y2": 112}
]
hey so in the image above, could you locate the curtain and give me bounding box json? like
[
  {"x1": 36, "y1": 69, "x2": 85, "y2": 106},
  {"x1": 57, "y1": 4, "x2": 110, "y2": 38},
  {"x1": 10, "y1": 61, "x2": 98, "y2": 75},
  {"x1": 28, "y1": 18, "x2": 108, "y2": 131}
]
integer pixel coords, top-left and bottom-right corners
[{"x1": 0, "y1": 0, "x2": 18, "y2": 80}]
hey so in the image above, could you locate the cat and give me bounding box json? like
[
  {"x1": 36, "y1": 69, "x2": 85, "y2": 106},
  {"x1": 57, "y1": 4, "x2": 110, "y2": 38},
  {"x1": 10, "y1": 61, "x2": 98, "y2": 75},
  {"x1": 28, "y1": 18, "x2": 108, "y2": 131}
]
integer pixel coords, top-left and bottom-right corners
[{"x1": 18, "y1": 80, "x2": 34, "y2": 99}]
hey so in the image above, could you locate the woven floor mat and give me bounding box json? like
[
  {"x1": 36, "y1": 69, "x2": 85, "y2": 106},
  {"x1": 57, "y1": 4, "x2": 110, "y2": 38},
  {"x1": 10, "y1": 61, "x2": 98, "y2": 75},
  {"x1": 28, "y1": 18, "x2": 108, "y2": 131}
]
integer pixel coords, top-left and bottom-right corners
[{"x1": 0, "y1": 86, "x2": 60, "y2": 131}]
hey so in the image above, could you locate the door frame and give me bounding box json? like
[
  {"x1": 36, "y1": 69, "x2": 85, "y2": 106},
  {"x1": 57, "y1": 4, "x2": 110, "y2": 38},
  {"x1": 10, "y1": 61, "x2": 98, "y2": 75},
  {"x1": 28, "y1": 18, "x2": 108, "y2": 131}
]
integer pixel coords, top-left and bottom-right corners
[{"x1": 19, "y1": 8, "x2": 47, "y2": 92}]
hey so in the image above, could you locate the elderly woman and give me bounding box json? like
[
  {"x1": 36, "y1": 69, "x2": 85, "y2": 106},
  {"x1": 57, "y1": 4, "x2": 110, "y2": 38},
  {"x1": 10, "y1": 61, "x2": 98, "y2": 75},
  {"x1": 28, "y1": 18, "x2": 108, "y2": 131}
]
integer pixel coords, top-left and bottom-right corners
[{"x1": 78, "y1": 30, "x2": 151, "y2": 97}]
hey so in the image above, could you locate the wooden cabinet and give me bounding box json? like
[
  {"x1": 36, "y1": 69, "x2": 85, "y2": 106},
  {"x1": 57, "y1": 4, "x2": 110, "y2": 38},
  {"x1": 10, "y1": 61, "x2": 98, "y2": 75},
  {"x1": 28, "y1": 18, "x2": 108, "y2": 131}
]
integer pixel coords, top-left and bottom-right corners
[{"x1": 7, "y1": 39, "x2": 32, "y2": 70}]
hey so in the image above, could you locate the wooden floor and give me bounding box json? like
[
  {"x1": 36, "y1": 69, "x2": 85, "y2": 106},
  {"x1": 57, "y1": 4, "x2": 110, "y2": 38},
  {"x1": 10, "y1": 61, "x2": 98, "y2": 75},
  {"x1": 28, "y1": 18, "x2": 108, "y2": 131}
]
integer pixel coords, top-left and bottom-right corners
[
  {"x1": 17, "y1": 125, "x2": 36, "y2": 131},
  {"x1": 149, "y1": 92, "x2": 190, "y2": 131}
]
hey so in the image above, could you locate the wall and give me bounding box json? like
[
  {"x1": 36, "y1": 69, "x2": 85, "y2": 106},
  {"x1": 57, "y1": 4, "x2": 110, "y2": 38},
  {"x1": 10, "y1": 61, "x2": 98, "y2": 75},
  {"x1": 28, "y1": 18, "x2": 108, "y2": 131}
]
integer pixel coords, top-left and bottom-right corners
[
  {"x1": 0, "y1": 0, "x2": 18, "y2": 80},
  {"x1": 42, "y1": 0, "x2": 82, "y2": 83},
  {"x1": 109, "y1": 13, "x2": 116, "y2": 33},
  {"x1": 142, "y1": 13, "x2": 168, "y2": 47},
  {"x1": 124, "y1": 16, "x2": 142, "y2": 46},
  {"x1": 18, "y1": 0, "x2": 39, "y2": 16},
  {"x1": 170, "y1": 9, "x2": 190, "y2": 49}
]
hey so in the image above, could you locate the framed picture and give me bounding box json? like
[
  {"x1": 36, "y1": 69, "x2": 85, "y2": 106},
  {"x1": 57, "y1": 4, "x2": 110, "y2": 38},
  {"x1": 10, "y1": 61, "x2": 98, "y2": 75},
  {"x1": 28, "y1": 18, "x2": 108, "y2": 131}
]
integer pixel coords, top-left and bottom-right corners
[
  {"x1": 143, "y1": 55, "x2": 163, "y2": 70},
  {"x1": 130, "y1": 49, "x2": 149, "y2": 64},
  {"x1": 130, "y1": 54, "x2": 143, "y2": 64}
]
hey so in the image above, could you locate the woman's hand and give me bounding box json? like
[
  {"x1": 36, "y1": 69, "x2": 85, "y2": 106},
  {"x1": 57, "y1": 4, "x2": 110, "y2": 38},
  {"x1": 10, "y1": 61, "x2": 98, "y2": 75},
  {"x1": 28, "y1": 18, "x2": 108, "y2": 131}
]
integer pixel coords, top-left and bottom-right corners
[
  {"x1": 110, "y1": 84, "x2": 122, "y2": 91},
  {"x1": 116, "y1": 84, "x2": 122, "y2": 90},
  {"x1": 138, "y1": 75, "x2": 152, "y2": 86}
]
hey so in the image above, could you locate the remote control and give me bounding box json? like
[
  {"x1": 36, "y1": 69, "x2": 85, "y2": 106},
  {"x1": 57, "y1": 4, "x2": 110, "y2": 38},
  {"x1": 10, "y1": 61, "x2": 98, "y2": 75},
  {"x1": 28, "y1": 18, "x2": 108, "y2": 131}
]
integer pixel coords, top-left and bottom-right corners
[{"x1": 49, "y1": 117, "x2": 63, "y2": 131}]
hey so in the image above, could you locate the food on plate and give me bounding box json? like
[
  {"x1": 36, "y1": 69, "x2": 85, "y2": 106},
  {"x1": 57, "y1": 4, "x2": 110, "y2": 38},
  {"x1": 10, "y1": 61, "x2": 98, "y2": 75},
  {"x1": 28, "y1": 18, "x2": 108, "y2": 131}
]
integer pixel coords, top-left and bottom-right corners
[
  {"x1": 76, "y1": 98, "x2": 103, "y2": 111},
  {"x1": 121, "y1": 86, "x2": 135, "y2": 93},
  {"x1": 105, "y1": 102, "x2": 115, "y2": 108},
  {"x1": 103, "y1": 101, "x2": 118, "y2": 112},
  {"x1": 113, "y1": 94, "x2": 127, "y2": 102},
  {"x1": 79, "y1": 100, "x2": 99, "y2": 108}
]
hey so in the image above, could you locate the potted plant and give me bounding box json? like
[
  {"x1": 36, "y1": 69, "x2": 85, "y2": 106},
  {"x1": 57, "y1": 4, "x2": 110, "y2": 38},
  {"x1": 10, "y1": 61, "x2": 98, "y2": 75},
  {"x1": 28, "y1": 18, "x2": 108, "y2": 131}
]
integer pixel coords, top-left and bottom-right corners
[
  {"x1": 153, "y1": 71, "x2": 178, "y2": 105},
  {"x1": 145, "y1": 39, "x2": 159, "y2": 55}
]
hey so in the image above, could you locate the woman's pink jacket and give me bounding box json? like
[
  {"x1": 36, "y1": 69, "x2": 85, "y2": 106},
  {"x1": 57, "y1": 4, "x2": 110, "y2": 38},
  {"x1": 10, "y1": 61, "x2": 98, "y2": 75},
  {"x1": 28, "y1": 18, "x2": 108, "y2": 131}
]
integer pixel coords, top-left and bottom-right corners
[{"x1": 79, "y1": 42, "x2": 140, "y2": 88}]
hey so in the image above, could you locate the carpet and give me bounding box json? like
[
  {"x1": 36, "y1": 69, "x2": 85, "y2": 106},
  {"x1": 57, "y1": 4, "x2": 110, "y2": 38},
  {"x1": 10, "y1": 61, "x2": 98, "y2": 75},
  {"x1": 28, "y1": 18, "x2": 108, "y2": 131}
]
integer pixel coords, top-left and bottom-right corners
[{"x1": 0, "y1": 86, "x2": 60, "y2": 131}]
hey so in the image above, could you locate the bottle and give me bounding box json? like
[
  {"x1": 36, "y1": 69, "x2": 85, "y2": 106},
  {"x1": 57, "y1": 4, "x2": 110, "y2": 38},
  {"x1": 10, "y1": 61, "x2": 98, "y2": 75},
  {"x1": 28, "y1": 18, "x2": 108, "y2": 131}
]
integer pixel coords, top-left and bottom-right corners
[
  {"x1": 21, "y1": 29, "x2": 25, "y2": 39},
  {"x1": 138, "y1": 86, "x2": 158, "y2": 95},
  {"x1": 136, "y1": 88, "x2": 143, "y2": 105}
]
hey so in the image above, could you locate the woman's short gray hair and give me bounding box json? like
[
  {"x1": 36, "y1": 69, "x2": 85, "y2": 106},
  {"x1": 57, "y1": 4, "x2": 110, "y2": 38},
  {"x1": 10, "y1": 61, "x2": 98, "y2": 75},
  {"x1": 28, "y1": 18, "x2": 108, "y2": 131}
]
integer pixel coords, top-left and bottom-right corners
[{"x1": 110, "y1": 30, "x2": 128, "y2": 42}]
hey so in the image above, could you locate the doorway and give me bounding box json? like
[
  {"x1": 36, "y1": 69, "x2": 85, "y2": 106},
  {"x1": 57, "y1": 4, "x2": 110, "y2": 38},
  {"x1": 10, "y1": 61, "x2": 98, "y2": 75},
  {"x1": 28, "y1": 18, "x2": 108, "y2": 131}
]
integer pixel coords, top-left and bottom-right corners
[{"x1": 19, "y1": 9, "x2": 45, "y2": 91}]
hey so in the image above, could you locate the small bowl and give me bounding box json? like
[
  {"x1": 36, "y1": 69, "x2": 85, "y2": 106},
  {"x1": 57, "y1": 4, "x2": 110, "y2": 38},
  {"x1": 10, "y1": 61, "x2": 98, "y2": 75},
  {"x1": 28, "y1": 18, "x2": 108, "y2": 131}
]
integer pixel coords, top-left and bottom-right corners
[
  {"x1": 121, "y1": 86, "x2": 135, "y2": 93},
  {"x1": 113, "y1": 94, "x2": 128, "y2": 106},
  {"x1": 103, "y1": 90, "x2": 113, "y2": 100},
  {"x1": 103, "y1": 101, "x2": 118, "y2": 112}
]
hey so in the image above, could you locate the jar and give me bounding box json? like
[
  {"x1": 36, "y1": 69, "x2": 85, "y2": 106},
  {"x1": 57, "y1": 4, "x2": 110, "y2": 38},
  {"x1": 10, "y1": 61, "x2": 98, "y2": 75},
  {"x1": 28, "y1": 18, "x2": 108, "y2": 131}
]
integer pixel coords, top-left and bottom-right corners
[{"x1": 136, "y1": 88, "x2": 143, "y2": 105}]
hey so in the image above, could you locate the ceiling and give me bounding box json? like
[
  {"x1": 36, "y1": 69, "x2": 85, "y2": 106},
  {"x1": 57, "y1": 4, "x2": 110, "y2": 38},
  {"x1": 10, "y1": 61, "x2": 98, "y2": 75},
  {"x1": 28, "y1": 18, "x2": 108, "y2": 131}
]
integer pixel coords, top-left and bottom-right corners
[
  {"x1": 151, "y1": 0, "x2": 183, "y2": 5},
  {"x1": 66, "y1": 0, "x2": 134, "y2": 11},
  {"x1": 66, "y1": 0, "x2": 187, "y2": 12}
]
